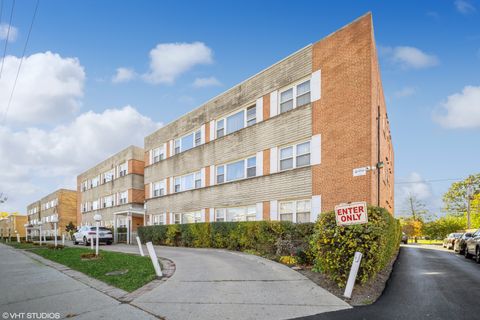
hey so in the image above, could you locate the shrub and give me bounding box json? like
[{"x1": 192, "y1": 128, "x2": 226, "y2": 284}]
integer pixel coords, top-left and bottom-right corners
[
  {"x1": 138, "y1": 221, "x2": 315, "y2": 257},
  {"x1": 311, "y1": 206, "x2": 401, "y2": 288}
]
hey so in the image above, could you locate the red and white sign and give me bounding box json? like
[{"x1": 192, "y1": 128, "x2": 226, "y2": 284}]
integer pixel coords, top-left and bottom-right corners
[{"x1": 335, "y1": 202, "x2": 368, "y2": 226}]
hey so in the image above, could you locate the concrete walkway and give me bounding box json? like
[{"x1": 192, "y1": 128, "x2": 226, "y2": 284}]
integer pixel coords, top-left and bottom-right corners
[
  {"x1": 0, "y1": 244, "x2": 157, "y2": 319},
  {"x1": 96, "y1": 244, "x2": 351, "y2": 320}
]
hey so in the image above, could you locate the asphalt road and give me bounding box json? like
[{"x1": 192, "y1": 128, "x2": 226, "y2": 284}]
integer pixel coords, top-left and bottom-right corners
[{"x1": 294, "y1": 244, "x2": 480, "y2": 320}]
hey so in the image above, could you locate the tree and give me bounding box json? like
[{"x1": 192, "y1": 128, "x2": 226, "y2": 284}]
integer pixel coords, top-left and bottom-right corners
[
  {"x1": 401, "y1": 218, "x2": 423, "y2": 241},
  {"x1": 423, "y1": 215, "x2": 465, "y2": 240},
  {"x1": 443, "y1": 174, "x2": 480, "y2": 216},
  {"x1": 402, "y1": 193, "x2": 429, "y2": 222}
]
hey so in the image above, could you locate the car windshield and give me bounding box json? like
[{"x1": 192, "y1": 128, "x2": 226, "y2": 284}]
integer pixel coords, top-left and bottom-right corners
[
  {"x1": 454, "y1": 233, "x2": 462, "y2": 238},
  {"x1": 89, "y1": 227, "x2": 111, "y2": 231}
]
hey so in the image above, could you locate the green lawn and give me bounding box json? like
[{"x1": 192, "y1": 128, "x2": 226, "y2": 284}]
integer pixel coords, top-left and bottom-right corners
[
  {"x1": 415, "y1": 239, "x2": 443, "y2": 245},
  {"x1": 1, "y1": 240, "x2": 41, "y2": 249},
  {"x1": 30, "y1": 247, "x2": 157, "y2": 292}
]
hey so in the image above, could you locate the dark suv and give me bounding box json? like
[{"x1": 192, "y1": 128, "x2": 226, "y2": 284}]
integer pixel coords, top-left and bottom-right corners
[{"x1": 464, "y1": 229, "x2": 480, "y2": 263}]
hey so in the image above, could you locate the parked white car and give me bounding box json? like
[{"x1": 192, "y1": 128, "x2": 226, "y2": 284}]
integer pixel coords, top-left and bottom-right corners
[{"x1": 72, "y1": 226, "x2": 113, "y2": 246}]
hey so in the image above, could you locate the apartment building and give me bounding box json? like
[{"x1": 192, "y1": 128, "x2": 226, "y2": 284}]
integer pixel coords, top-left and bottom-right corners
[
  {"x1": 26, "y1": 189, "x2": 77, "y2": 238},
  {"x1": 0, "y1": 214, "x2": 28, "y2": 238},
  {"x1": 77, "y1": 145, "x2": 145, "y2": 243},
  {"x1": 143, "y1": 13, "x2": 394, "y2": 226}
]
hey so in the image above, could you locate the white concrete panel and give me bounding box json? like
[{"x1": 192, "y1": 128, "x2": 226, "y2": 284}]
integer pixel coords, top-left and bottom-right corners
[
  {"x1": 256, "y1": 202, "x2": 263, "y2": 221},
  {"x1": 209, "y1": 120, "x2": 215, "y2": 141},
  {"x1": 270, "y1": 91, "x2": 278, "y2": 118},
  {"x1": 209, "y1": 165, "x2": 215, "y2": 186},
  {"x1": 311, "y1": 70, "x2": 321, "y2": 102},
  {"x1": 270, "y1": 147, "x2": 278, "y2": 174},
  {"x1": 200, "y1": 124, "x2": 206, "y2": 144},
  {"x1": 209, "y1": 208, "x2": 215, "y2": 222},
  {"x1": 201, "y1": 209, "x2": 206, "y2": 223},
  {"x1": 256, "y1": 151, "x2": 263, "y2": 176},
  {"x1": 311, "y1": 134, "x2": 321, "y2": 165},
  {"x1": 200, "y1": 168, "x2": 206, "y2": 188},
  {"x1": 270, "y1": 200, "x2": 278, "y2": 221},
  {"x1": 311, "y1": 195, "x2": 321, "y2": 223},
  {"x1": 256, "y1": 97, "x2": 263, "y2": 123}
]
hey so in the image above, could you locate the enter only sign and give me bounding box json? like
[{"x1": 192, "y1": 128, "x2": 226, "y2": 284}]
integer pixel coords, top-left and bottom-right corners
[{"x1": 335, "y1": 202, "x2": 368, "y2": 226}]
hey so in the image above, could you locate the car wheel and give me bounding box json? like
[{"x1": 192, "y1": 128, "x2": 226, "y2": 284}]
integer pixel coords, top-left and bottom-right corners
[
  {"x1": 83, "y1": 236, "x2": 89, "y2": 246},
  {"x1": 72, "y1": 236, "x2": 77, "y2": 245},
  {"x1": 476, "y1": 248, "x2": 480, "y2": 264},
  {"x1": 465, "y1": 247, "x2": 472, "y2": 259}
]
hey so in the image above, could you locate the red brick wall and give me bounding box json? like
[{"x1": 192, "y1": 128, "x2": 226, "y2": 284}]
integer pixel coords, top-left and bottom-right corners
[
  {"x1": 263, "y1": 149, "x2": 270, "y2": 176},
  {"x1": 128, "y1": 189, "x2": 145, "y2": 204},
  {"x1": 145, "y1": 184, "x2": 150, "y2": 200},
  {"x1": 263, "y1": 201, "x2": 270, "y2": 220},
  {"x1": 263, "y1": 94, "x2": 270, "y2": 121},
  {"x1": 128, "y1": 159, "x2": 145, "y2": 175},
  {"x1": 205, "y1": 123, "x2": 210, "y2": 143}
]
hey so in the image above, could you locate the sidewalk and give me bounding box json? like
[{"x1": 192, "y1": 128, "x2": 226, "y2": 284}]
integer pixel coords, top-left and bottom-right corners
[{"x1": 0, "y1": 244, "x2": 157, "y2": 319}]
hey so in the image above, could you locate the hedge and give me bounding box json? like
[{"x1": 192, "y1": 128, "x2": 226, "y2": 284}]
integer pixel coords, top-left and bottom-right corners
[
  {"x1": 311, "y1": 206, "x2": 401, "y2": 288},
  {"x1": 138, "y1": 221, "x2": 315, "y2": 259}
]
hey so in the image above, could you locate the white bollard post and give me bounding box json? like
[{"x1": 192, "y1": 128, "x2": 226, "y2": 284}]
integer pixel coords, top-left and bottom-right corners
[
  {"x1": 17, "y1": 234, "x2": 20, "y2": 243},
  {"x1": 344, "y1": 252, "x2": 363, "y2": 299},
  {"x1": 39, "y1": 226, "x2": 42, "y2": 245},
  {"x1": 95, "y1": 222, "x2": 100, "y2": 256},
  {"x1": 62, "y1": 234, "x2": 65, "y2": 246},
  {"x1": 54, "y1": 223, "x2": 58, "y2": 248},
  {"x1": 146, "y1": 242, "x2": 162, "y2": 277},
  {"x1": 136, "y1": 236, "x2": 145, "y2": 256},
  {"x1": 90, "y1": 236, "x2": 94, "y2": 250}
]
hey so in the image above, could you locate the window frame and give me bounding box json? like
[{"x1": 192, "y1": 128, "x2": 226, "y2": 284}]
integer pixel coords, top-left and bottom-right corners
[
  {"x1": 153, "y1": 181, "x2": 165, "y2": 197},
  {"x1": 216, "y1": 155, "x2": 257, "y2": 184},
  {"x1": 278, "y1": 199, "x2": 311, "y2": 223},
  {"x1": 174, "y1": 171, "x2": 202, "y2": 193},
  {"x1": 152, "y1": 147, "x2": 165, "y2": 164},
  {"x1": 279, "y1": 141, "x2": 311, "y2": 171},
  {"x1": 278, "y1": 78, "x2": 311, "y2": 115},
  {"x1": 174, "y1": 127, "x2": 202, "y2": 155},
  {"x1": 215, "y1": 101, "x2": 258, "y2": 138}
]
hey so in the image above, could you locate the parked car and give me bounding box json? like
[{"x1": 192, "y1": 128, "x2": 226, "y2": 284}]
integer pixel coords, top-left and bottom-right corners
[
  {"x1": 72, "y1": 226, "x2": 113, "y2": 246},
  {"x1": 401, "y1": 232, "x2": 408, "y2": 244},
  {"x1": 454, "y1": 232, "x2": 473, "y2": 254},
  {"x1": 443, "y1": 233, "x2": 463, "y2": 250},
  {"x1": 464, "y1": 229, "x2": 480, "y2": 263}
]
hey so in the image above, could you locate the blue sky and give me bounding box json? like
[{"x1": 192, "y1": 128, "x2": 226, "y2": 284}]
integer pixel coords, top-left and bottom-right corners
[{"x1": 1, "y1": 0, "x2": 479, "y2": 216}]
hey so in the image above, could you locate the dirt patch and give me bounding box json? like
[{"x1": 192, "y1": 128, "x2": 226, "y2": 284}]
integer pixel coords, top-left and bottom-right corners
[
  {"x1": 80, "y1": 253, "x2": 102, "y2": 260},
  {"x1": 298, "y1": 250, "x2": 399, "y2": 306}
]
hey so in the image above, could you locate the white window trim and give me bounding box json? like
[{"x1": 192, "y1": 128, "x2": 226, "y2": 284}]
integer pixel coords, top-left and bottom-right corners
[
  {"x1": 215, "y1": 154, "x2": 257, "y2": 184},
  {"x1": 215, "y1": 101, "x2": 258, "y2": 139},
  {"x1": 278, "y1": 77, "x2": 311, "y2": 114},
  {"x1": 278, "y1": 140, "x2": 311, "y2": 172},
  {"x1": 174, "y1": 127, "x2": 203, "y2": 155},
  {"x1": 173, "y1": 171, "x2": 202, "y2": 193},
  {"x1": 153, "y1": 180, "x2": 166, "y2": 197},
  {"x1": 278, "y1": 199, "x2": 312, "y2": 223}
]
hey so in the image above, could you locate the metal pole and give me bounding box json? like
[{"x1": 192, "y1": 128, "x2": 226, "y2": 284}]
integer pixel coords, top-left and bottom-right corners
[
  {"x1": 96, "y1": 221, "x2": 99, "y2": 256},
  {"x1": 54, "y1": 222, "x2": 58, "y2": 248},
  {"x1": 136, "y1": 236, "x2": 145, "y2": 256},
  {"x1": 344, "y1": 252, "x2": 363, "y2": 299},
  {"x1": 467, "y1": 197, "x2": 471, "y2": 230}
]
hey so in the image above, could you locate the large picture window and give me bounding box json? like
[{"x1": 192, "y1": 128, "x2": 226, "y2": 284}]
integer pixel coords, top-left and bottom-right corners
[
  {"x1": 174, "y1": 172, "x2": 202, "y2": 193},
  {"x1": 215, "y1": 206, "x2": 256, "y2": 222},
  {"x1": 279, "y1": 141, "x2": 310, "y2": 171},
  {"x1": 226, "y1": 110, "x2": 245, "y2": 134},
  {"x1": 279, "y1": 199, "x2": 311, "y2": 223}
]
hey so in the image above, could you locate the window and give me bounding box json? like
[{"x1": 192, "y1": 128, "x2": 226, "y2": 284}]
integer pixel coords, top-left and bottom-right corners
[
  {"x1": 182, "y1": 211, "x2": 202, "y2": 224},
  {"x1": 119, "y1": 191, "x2": 128, "y2": 204},
  {"x1": 91, "y1": 176, "x2": 99, "y2": 188},
  {"x1": 215, "y1": 206, "x2": 256, "y2": 222},
  {"x1": 82, "y1": 181, "x2": 88, "y2": 191},
  {"x1": 279, "y1": 80, "x2": 311, "y2": 114},
  {"x1": 92, "y1": 200, "x2": 99, "y2": 210},
  {"x1": 153, "y1": 181, "x2": 165, "y2": 197},
  {"x1": 226, "y1": 110, "x2": 245, "y2": 134},
  {"x1": 174, "y1": 213, "x2": 181, "y2": 224},
  {"x1": 194, "y1": 130, "x2": 202, "y2": 146},
  {"x1": 119, "y1": 162, "x2": 128, "y2": 176},
  {"x1": 103, "y1": 195, "x2": 114, "y2": 208},
  {"x1": 181, "y1": 133, "x2": 194, "y2": 152},
  {"x1": 152, "y1": 214, "x2": 165, "y2": 225},
  {"x1": 216, "y1": 166, "x2": 225, "y2": 184},
  {"x1": 280, "y1": 88, "x2": 293, "y2": 113},
  {"x1": 174, "y1": 177, "x2": 181, "y2": 193},
  {"x1": 216, "y1": 119, "x2": 225, "y2": 138},
  {"x1": 227, "y1": 160, "x2": 244, "y2": 181},
  {"x1": 174, "y1": 139, "x2": 181, "y2": 155},
  {"x1": 152, "y1": 147, "x2": 165, "y2": 163},
  {"x1": 246, "y1": 105, "x2": 256, "y2": 126},
  {"x1": 280, "y1": 141, "x2": 310, "y2": 171},
  {"x1": 183, "y1": 173, "x2": 194, "y2": 190},
  {"x1": 195, "y1": 171, "x2": 202, "y2": 189},
  {"x1": 280, "y1": 146, "x2": 294, "y2": 170},
  {"x1": 296, "y1": 142, "x2": 311, "y2": 167},
  {"x1": 104, "y1": 169, "x2": 114, "y2": 183},
  {"x1": 246, "y1": 156, "x2": 256, "y2": 177},
  {"x1": 279, "y1": 200, "x2": 311, "y2": 223},
  {"x1": 296, "y1": 80, "x2": 311, "y2": 107}
]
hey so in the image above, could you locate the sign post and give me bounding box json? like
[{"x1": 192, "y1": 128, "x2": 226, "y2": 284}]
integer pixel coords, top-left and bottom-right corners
[
  {"x1": 136, "y1": 236, "x2": 145, "y2": 256},
  {"x1": 335, "y1": 202, "x2": 368, "y2": 226},
  {"x1": 146, "y1": 242, "x2": 162, "y2": 277}
]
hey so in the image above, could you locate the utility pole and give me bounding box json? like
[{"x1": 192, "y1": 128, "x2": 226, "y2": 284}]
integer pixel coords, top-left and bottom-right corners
[{"x1": 467, "y1": 185, "x2": 474, "y2": 230}]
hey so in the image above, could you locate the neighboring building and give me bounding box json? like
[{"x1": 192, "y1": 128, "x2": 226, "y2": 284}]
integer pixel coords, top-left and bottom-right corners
[
  {"x1": 0, "y1": 214, "x2": 28, "y2": 238},
  {"x1": 143, "y1": 13, "x2": 394, "y2": 225},
  {"x1": 26, "y1": 189, "x2": 77, "y2": 238},
  {"x1": 77, "y1": 145, "x2": 145, "y2": 243}
]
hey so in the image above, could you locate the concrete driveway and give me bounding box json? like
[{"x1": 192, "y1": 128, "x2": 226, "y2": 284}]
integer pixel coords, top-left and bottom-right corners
[{"x1": 96, "y1": 244, "x2": 351, "y2": 320}]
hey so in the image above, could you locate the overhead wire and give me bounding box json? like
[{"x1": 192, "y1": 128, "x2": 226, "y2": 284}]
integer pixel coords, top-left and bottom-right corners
[{"x1": 0, "y1": 0, "x2": 15, "y2": 79}]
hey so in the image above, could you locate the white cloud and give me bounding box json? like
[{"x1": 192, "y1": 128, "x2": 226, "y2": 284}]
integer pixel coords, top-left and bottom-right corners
[
  {"x1": 394, "y1": 86, "x2": 416, "y2": 98},
  {"x1": 400, "y1": 172, "x2": 432, "y2": 200},
  {"x1": 0, "y1": 52, "x2": 85, "y2": 125},
  {"x1": 112, "y1": 67, "x2": 136, "y2": 83},
  {"x1": 0, "y1": 106, "x2": 161, "y2": 213},
  {"x1": 143, "y1": 42, "x2": 213, "y2": 84},
  {"x1": 455, "y1": 0, "x2": 476, "y2": 14},
  {"x1": 435, "y1": 85, "x2": 480, "y2": 128},
  {"x1": 380, "y1": 46, "x2": 439, "y2": 69},
  {"x1": 0, "y1": 23, "x2": 18, "y2": 42},
  {"x1": 192, "y1": 76, "x2": 221, "y2": 88}
]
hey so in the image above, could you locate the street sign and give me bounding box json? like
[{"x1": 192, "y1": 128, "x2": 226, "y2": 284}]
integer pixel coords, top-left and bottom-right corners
[
  {"x1": 353, "y1": 166, "x2": 370, "y2": 177},
  {"x1": 335, "y1": 202, "x2": 368, "y2": 226}
]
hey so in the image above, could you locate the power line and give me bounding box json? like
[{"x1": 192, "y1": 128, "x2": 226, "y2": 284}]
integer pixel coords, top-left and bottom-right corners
[
  {"x1": 0, "y1": 0, "x2": 14, "y2": 79},
  {"x1": 394, "y1": 178, "x2": 464, "y2": 185},
  {"x1": 1, "y1": 0, "x2": 39, "y2": 125}
]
